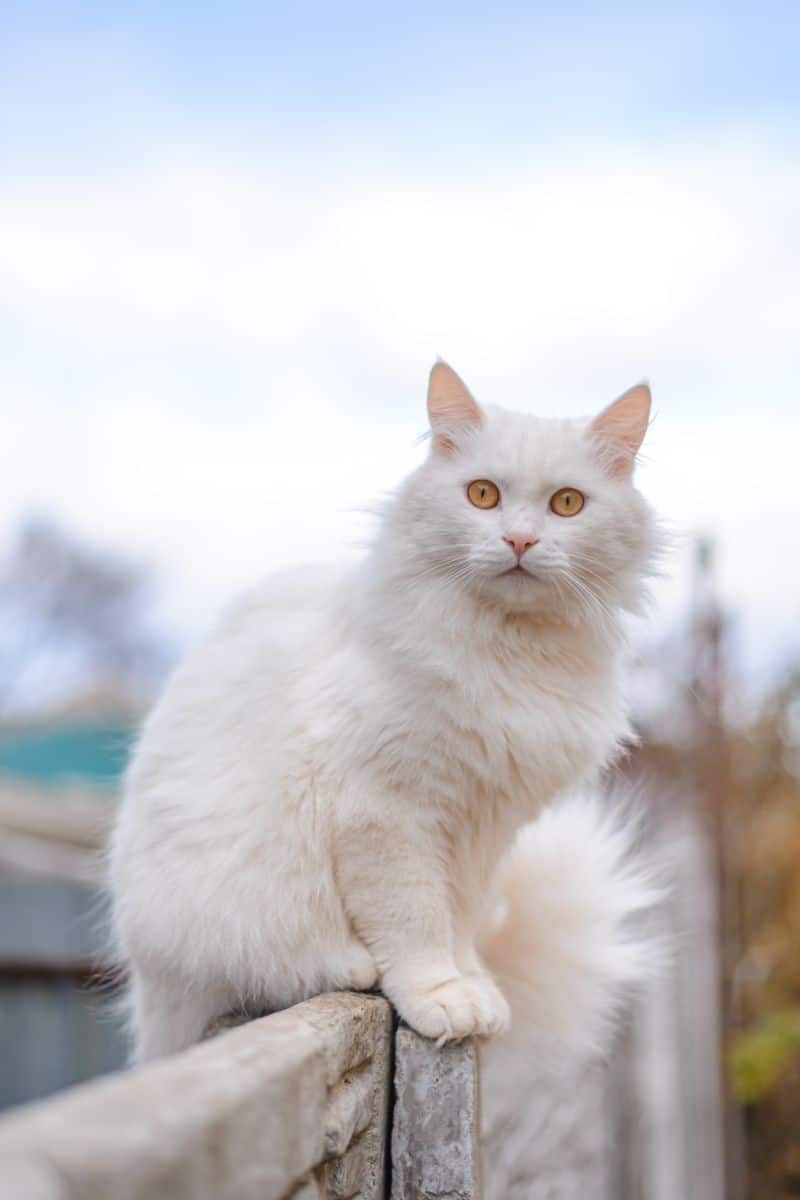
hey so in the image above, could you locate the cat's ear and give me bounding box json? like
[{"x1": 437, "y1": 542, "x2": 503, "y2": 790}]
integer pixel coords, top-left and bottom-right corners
[
  {"x1": 588, "y1": 383, "x2": 651, "y2": 478},
  {"x1": 427, "y1": 361, "x2": 483, "y2": 455}
]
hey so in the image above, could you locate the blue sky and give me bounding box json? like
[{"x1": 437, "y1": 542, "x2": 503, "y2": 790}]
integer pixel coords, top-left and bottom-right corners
[
  {"x1": 1, "y1": 3, "x2": 799, "y2": 678},
  {"x1": 3, "y1": 2, "x2": 799, "y2": 157}
]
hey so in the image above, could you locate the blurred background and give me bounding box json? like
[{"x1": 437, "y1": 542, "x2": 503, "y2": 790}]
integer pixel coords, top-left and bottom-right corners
[{"x1": 1, "y1": 3, "x2": 798, "y2": 1197}]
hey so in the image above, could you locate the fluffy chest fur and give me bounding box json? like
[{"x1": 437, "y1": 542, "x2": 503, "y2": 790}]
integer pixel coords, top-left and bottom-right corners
[{"x1": 317, "y1": 576, "x2": 630, "y2": 819}]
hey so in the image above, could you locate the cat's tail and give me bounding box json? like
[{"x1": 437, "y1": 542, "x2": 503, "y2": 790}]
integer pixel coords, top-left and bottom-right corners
[
  {"x1": 475, "y1": 789, "x2": 665, "y2": 1193},
  {"x1": 478, "y1": 789, "x2": 664, "y2": 1064}
]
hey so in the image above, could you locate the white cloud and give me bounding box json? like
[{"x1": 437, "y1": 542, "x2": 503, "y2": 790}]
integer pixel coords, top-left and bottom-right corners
[{"x1": 0, "y1": 135, "x2": 798, "y2": 657}]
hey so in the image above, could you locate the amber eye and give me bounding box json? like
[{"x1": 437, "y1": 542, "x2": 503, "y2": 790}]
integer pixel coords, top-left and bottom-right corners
[
  {"x1": 549, "y1": 487, "x2": 585, "y2": 517},
  {"x1": 467, "y1": 479, "x2": 500, "y2": 509}
]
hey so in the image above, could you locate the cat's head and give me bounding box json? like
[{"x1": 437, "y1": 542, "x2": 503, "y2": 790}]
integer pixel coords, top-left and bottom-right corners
[{"x1": 388, "y1": 362, "x2": 659, "y2": 622}]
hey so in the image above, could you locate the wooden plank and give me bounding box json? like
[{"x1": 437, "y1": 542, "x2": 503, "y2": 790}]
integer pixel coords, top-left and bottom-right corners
[{"x1": 0, "y1": 879, "x2": 99, "y2": 959}]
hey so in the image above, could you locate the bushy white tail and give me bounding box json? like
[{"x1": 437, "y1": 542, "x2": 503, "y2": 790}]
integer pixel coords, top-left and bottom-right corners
[
  {"x1": 477, "y1": 791, "x2": 666, "y2": 1197},
  {"x1": 480, "y1": 790, "x2": 663, "y2": 1060}
]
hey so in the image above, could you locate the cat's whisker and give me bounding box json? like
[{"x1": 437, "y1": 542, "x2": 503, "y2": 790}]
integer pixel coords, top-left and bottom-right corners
[{"x1": 556, "y1": 570, "x2": 618, "y2": 631}]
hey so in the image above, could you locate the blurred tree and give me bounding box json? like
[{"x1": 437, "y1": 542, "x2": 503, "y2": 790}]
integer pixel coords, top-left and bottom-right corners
[
  {"x1": 726, "y1": 670, "x2": 800, "y2": 1200},
  {"x1": 631, "y1": 542, "x2": 800, "y2": 1200},
  {"x1": 0, "y1": 518, "x2": 169, "y2": 716}
]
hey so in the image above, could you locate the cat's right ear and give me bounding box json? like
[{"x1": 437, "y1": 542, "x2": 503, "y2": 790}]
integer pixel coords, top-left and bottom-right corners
[
  {"x1": 588, "y1": 383, "x2": 651, "y2": 479},
  {"x1": 427, "y1": 361, "x2": 483, "y2": 455}
]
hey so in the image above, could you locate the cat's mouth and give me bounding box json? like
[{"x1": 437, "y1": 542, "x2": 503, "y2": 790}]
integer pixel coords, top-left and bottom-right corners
[{"x1": 499, "y1": 565, "x2": 538, "y2": 580}]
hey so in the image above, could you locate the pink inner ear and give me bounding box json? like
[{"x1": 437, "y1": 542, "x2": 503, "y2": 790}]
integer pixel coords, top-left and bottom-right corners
[
  {"x1": 427, "y1": 362, "x2": 482, "y2": 454},
  {"x1": 589, "y1": 384, "x2": 651, "y2": 478}
]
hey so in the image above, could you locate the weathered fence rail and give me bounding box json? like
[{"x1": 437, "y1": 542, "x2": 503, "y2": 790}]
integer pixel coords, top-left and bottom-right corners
[{"x1": 0, "y1": 993, "x2": 481, "y2": 1200}]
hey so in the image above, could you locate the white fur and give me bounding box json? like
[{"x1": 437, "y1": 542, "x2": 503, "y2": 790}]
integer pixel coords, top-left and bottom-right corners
[
  {"x1": 479, "y1": 793, "x2": 664, "y2": 1196},
  {"x1": 109, "y1": 376, "x2": 661, "y2": 1072}
]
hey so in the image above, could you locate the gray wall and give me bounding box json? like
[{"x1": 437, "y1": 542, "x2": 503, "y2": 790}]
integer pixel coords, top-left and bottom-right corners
[{"x1": 0, "y1": 876, "x2": 127, "y2": 1111}]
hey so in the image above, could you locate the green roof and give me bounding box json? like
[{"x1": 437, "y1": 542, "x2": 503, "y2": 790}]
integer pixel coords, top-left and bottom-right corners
[{"x1": 0, "y1": 720, "x2": 135, "y2": 785}]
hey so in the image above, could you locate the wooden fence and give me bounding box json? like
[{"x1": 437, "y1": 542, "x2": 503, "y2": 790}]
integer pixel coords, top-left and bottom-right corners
[{"x1": 0, "y1": 876, "x2": 126, "y2": 1111}]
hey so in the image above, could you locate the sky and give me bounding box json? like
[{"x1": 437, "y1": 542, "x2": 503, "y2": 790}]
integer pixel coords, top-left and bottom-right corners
[{"x1": 1, "y1": 2, "x2": 799, "y2": 681}]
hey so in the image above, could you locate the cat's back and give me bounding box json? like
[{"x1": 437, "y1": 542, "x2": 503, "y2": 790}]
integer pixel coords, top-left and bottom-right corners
[
  {"x1": 218, "y1": 561, "x2": 343, "y2": 640},
  {"x1": 110, "y1": 563, "x2": 356, "y2": 993},
  {"x1": 120, "y1": 563, "x2": 344, "y2": 806}
]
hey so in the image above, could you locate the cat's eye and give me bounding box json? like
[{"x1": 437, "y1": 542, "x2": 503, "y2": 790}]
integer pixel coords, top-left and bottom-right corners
[
  {"x1": 550, "y1": 487, "x2": 585, "y2": 517},
  {"x1": 467, "y1": 479, "x2": 500, "y2": 509}
]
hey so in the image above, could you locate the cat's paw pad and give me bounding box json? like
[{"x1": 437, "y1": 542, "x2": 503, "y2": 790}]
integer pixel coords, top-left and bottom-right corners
[{"x1": 398, "y1": 974, "x2": 511, "y2": 1042}]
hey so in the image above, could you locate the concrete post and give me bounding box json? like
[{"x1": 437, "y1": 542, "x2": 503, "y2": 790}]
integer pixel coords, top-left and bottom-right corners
[{"x1": 391, "y1": 1023, "x2": 481, "y2": 1200}]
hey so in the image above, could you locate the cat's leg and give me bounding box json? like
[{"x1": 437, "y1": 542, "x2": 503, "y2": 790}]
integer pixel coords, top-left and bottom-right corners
[
  {"x1": 335, "y1": 816, "x2": 510, "y2": 1041},
  {"x1": 313, "y1": 933, "x2": 379, "y2": 994},
  {"x1": 338, "y1": 939, "x2": 380, "y2": 991},
  {"x1": 455, "y1": 941, "x2": 489, "y2": 977},
  {"x1": 128, "y1": 966, "x2": 231, "y2": 1063}
]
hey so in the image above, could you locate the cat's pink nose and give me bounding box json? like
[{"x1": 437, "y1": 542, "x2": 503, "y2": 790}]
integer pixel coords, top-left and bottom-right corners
[{"x1": 504, "y1": 534, "x2": 538, "y2": 559}]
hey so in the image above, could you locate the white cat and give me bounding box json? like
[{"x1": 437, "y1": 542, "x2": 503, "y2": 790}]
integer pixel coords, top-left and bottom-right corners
[{"x1": 109, "y1": 362, "x2": 661, "y2": 1072}]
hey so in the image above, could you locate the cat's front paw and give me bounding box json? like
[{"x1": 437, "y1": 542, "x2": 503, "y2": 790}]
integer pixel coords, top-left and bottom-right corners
[
  {"x1": 344, "y1": 942, "x2": 379, "y2": 991},
  {"x1": 394, "y1": 973, "x2": 511, "y2": 1042}
]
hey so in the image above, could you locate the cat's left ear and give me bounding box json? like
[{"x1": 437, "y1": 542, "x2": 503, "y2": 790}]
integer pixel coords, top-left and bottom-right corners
[
  {"x1": 427, "y1": 361, "x2": 483, "y2": 455},
  {"x1": 588, "y1": 383, "x2": 651, "y2": 478}
]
